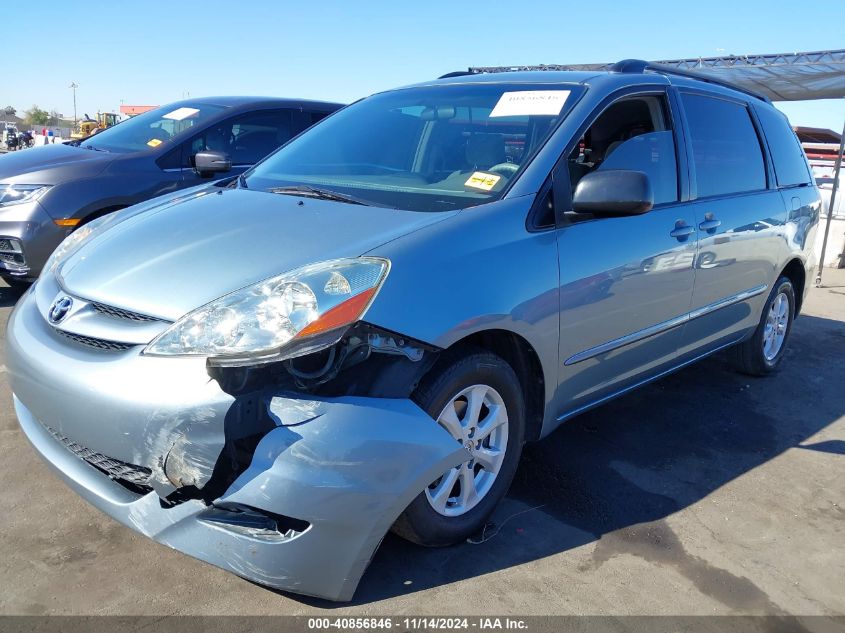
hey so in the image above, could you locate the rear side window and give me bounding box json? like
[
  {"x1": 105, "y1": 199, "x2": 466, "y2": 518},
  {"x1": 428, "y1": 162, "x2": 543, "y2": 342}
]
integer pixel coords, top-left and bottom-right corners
[
  {"x1": 229, "y1": 110, "x2": 293, "y2": 164},
  {"x1": 756, "y1": 105, "x2": 812, "y2": 187},
  {"x1": 290, "y1": 110, "x2": 331, "y2": 136},
  {"x1": 308, "y1": 111, "x2": 330, "y2": 125},
  {"x1": 681, "y1": 93, "x2": 766, "y2": 198}
]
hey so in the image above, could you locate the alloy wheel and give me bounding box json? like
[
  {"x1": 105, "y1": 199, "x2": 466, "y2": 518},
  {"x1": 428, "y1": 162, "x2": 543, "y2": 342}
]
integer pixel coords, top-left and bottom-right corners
[
  {"x1": 763, "y1": 291, "x2": 789, "y2": 361},
  {"x1": 425, "y1": 384, "x2": 509, "y2": 517}
]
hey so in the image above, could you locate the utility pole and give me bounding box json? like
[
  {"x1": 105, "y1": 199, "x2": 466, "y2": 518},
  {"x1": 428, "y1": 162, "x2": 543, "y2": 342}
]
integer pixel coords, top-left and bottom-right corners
[{"x1": 69, "y1": 82, "x2": 78, "y2": 126}]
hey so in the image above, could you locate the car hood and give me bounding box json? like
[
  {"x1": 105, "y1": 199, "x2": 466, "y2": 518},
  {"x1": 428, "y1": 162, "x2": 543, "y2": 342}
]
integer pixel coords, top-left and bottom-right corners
[
  {"x1": 58, "y1": 188, "x2": 456, "y2": 321},
  {"x1": 0, "y1": 143, "x2": 113, "y2": 183}
]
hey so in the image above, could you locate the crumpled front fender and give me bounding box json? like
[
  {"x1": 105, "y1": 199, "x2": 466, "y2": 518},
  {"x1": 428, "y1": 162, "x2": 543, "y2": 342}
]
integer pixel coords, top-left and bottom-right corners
[
  {"x1": 16, "y1": 389, "x2": 467, "y2": 601},
  {"x1": 190, "y1": 395, "x2": 467, "y2": 601}
]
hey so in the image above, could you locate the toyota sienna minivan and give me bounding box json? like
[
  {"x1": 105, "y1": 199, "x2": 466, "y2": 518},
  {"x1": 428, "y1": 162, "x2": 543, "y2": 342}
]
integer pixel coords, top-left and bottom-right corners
[
  {"x1": 0, "y1": 96, "x2": 342, "y2": 284},
  {"x1": 7, "y1": 61, "x2": 820, "y2": 601}
]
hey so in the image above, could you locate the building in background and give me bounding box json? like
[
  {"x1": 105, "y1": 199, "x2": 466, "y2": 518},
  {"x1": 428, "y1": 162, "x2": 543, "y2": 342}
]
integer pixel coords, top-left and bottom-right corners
[{"x1": 119, "y1": 105, "x2": 158, "y2": 117}]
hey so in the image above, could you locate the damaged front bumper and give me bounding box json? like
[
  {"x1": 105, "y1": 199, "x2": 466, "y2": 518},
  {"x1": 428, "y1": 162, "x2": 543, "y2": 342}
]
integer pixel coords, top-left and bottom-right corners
[{"x1": 7, "y1": 288, "x2": 467, "y2": 601}]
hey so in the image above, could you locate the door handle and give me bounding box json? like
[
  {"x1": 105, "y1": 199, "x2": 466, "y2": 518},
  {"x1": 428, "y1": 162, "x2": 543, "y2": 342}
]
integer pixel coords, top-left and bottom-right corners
[
  {"x1": 698, "y1": 216, "x2": 721, "y2": 232},
  {"x1": 670, "y1": 223, "x2": 695, "y2": 240}
]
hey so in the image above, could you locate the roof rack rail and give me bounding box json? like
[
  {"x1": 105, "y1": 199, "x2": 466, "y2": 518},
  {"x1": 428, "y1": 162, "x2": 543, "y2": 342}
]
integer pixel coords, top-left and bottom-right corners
[
  {"x1": 448, "y1": 61, "x2": 770, "y2": 103},
  {"x1": 611, "y1": 59, "x2": 771, "y2": 103},
  {"x1": 460, "y1": 64, "x2": 600, "y2": 75},
  {"x1": 438, "y1": 71, "x2": 475, "y2": 79}
]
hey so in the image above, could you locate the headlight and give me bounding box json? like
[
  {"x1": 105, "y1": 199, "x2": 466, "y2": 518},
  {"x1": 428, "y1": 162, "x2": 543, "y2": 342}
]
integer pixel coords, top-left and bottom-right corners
[
  {"x1": 0, "y1": 184, "x2": 50, "y2": 207},
  {"x1": 145, "y1": 257, "x2": 390, "y2": 366},
  {"x1": 42, "y1": 213, "x2": 118, "y2": 276}
]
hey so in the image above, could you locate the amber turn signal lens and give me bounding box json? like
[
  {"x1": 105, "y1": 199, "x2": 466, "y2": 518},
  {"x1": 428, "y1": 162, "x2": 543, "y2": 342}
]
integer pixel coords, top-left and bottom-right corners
[
  {"x1": 54, "y1": 218, "x2": 81, "y2": 227},
  {"x1": 297, "y1": 287, "x2": 377, "y2": 338}
]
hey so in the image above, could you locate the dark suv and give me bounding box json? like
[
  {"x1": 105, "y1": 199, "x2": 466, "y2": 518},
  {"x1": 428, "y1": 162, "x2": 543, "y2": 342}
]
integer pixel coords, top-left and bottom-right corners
[{"x1": 0, "y1": 96, "x2": 342, "y2": 283}]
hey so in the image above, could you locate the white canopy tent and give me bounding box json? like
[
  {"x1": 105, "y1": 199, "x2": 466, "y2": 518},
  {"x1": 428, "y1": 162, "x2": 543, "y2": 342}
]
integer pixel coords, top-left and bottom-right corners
[{"x1": 468, "y1": 50, "x2": 845, "y2": 285}]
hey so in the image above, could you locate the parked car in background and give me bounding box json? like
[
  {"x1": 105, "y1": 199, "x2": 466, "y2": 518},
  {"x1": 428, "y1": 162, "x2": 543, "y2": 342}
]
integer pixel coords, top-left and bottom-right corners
[
  {"x1": 7, "y1": 62, "x2": 819, "y2": 601},
  {"x1": 0, "y1": 96, "x2": 342, "y2": 284}
]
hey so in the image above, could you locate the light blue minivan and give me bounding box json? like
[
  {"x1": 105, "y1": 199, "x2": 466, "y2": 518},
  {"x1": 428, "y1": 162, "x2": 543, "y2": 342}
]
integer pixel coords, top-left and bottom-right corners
[{"x1": 7, "y1": 61, "x2": 820, "y2": 600}]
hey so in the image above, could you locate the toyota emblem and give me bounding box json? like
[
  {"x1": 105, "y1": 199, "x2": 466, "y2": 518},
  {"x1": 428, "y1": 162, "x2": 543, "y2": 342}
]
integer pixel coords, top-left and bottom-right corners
[{"x1": 48, "y1": 296, "x2": 74, "y2": 324}]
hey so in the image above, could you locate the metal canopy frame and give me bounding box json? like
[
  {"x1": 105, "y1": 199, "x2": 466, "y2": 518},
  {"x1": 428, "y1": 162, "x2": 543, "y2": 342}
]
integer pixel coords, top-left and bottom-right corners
[{"x1": 465, "y1": 50, "x2": 845, "y2": 284}]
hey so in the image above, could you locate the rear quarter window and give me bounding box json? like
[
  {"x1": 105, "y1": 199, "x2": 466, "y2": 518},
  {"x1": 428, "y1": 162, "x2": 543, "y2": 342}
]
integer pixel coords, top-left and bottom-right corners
[
  {"x1": 681, "y1": 93, "x2": 767, "y2": 198},
  {"x1": 756, "y1": 105, "x2": 813, "y2": 187}
]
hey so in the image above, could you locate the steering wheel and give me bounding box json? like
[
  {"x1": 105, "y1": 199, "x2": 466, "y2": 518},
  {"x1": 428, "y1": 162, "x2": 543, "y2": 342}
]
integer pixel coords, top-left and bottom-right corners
[{"x1": 487, "y1": 162, "x2": 519, "y2": 177}]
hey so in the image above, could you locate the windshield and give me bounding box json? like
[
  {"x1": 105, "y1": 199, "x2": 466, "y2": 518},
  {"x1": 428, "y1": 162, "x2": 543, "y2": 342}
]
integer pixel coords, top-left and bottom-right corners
[
  {"x1": 77, "y1": 103, "x2": 227, "y2": 153},
  {"x1": 244, "y1": 83, "x2": 582, "y2": 212}
]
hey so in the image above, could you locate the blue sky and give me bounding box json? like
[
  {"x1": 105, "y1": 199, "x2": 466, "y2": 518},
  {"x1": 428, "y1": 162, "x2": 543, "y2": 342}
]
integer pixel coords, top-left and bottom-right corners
[{"x1": 5, "y1": 0, "x2": 843, "y2": 131}]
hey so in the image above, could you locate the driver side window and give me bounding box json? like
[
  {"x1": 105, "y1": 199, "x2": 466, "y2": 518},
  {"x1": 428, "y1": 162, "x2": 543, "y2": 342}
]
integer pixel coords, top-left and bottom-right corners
[
  {"x1": 567, "y1": 94, "x2": 679, "y2": 207},
  {"x1": 181, "y1": 110, "x2": 295, "y2": 168}
]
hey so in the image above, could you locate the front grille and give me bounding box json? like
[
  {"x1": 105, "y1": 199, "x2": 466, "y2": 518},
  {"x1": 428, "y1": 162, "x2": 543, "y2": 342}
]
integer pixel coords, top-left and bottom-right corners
[
  {"x1": 55, "y1": 329, "x2": 135, "y2": 351},
  {"x1": 91, "y1": 301, "x2": 161, "y2": 323},
  {"x1": 46, "y1": 426, "x2": 153, "y2": 491}
]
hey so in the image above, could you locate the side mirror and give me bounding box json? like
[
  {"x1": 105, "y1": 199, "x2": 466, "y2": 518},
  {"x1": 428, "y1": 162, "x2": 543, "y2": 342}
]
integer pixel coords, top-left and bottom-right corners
[
  {"x1": 572, "y1": 169, "x2": 653, "y2": 216},
  {"x1": 194, "y1": 150, "x2": 232, "y2": 177}
]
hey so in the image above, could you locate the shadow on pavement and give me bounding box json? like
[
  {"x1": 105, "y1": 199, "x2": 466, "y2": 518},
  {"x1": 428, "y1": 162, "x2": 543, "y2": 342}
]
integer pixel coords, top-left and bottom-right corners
[
  {"x1": 287, "y1": 313, "x2": 844, "y2": 607},
  {"x1": 798, "y1": 439, "x2": 845, "y2": 456}
]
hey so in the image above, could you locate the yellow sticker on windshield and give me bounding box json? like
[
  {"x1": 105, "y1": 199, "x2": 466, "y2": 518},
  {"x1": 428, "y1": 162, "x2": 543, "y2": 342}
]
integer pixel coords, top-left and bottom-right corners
[
  {"x1": 464, "y1": 172, "x2": 501, "y2": 191},
  {"x1": 147, "y1": 138, "x2": 162, "y2": 147}
]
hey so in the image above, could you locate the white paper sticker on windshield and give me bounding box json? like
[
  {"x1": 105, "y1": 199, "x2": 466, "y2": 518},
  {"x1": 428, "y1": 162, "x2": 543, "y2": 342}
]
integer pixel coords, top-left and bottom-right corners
[
  {"x1": 162, "y1": 107, "x2": 200, "y2": 121},
  {"x1": 490, "y1": 90, "x2": 571, "y2": 117}
]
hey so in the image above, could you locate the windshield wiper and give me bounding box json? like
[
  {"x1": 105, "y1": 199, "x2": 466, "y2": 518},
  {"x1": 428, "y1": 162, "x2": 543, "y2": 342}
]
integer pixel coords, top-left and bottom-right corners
[{"x1": 268, "y1": 184, "x2": 391, "y2": 208}]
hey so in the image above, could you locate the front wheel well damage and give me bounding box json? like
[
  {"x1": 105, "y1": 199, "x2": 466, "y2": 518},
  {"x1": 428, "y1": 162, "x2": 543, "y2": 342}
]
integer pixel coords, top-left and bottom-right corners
[
  {"x1": 170, "y1": 324, "x2": 543, "y2": 506},
  {"x1": 166, "y1": 325, "x2": 445, "y2": 504}
]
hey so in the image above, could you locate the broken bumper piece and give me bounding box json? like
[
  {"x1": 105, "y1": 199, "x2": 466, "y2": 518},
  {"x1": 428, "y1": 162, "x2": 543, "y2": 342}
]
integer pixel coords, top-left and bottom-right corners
[
  {"x1": 7, "y1": 289, "x2": 467, "y2": 601},
  {"x1": 15, "y1": 393, "x2": 466, "y2": 601}
]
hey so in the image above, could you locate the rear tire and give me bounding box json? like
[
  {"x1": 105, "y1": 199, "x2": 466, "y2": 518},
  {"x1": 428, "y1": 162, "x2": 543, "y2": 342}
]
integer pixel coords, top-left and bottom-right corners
[
  {"x1": 733, "y1": 276, "x2": 795, "y2": 376},
  {"x1": 392, "y1": 349, "x2": 525, "y2": 547}
]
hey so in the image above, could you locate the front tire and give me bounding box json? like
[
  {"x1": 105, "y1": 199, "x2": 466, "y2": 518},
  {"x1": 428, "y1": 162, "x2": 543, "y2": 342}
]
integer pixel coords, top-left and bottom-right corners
[
  {"x1": 392, "y1": 349, "x2": 525, "y2": 547},
  {"x1": 733, "y1": 275, "x2": 795, "y2": 376}
]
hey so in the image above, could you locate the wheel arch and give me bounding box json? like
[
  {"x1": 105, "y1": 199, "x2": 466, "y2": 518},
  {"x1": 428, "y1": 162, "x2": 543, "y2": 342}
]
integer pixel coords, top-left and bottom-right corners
[
  {"x1": 435, "y1": 329, "x2": 546, "y2": 442},
  {"x1": 780, "y1": 258, "x2": 806, "y2": 315},
  {"x1": 79, "y1": 204, "x2": 127, "y2": 225}
]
